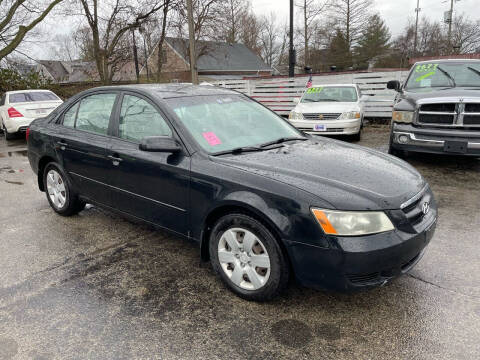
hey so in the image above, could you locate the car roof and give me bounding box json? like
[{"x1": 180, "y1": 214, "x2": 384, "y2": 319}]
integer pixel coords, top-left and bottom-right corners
[
  {"x1": 415, "y1": 59, "x2": 480, "y2": 64},
  {"x1": 87, "y1": 83, "x2": 238, "y2": 99},
  {"x1": 309, "y1": 84, "x2": 358, "y2": 88},
  {"x1": 6, "y1": 89, "x2": 56, "y2": 94}
]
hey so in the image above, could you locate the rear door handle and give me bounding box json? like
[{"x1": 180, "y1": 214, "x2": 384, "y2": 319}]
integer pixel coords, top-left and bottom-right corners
[
  {"x1": 57, "y1": 140, "x2": 68, "y2": 150},
  {"x1": 107, "y1": 155, "x2": 123, "y2": 165}
]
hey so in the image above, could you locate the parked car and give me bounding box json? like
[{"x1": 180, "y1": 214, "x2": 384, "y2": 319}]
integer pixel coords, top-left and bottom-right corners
[
  {"x1": 288, "y1": 84, "x2": 365, "y2": 141},
  {"x1": 0, "y1": 89, "x2": 63, "y2": 140},
  {"x1": 387, "y1": 59, "x2": 480, "y2": 157},
  {"x1": 27, "y1": 84, "x2": 437, "y2": 301}
]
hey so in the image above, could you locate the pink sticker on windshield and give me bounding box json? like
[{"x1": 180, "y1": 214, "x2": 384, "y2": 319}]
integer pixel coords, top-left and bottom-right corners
[{"x1": 202, "y1": 132, "x2": 222, "y2": 146}]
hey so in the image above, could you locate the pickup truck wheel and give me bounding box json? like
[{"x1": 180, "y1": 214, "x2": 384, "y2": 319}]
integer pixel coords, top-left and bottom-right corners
[
  {"x1": 209, "y1": 213, "x2": 289, "y2": 301},
  {"x1": 43, "y1": 163, "x2": 85, "y2": 216}
]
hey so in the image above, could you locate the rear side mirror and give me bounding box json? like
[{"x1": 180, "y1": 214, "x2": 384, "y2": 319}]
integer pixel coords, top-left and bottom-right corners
[
  {"x1": 293, "y1": 98, "x2": 300, "y2": 104},
  {"x1": 139, "y1": 136, "x2": 182, "y2": 153},
  {"x1": 360, "y1": 95, "x2": 370, "y2": 102},
  {"x1": 387, "y1": 80, "x2": 401, "y2": 92}
]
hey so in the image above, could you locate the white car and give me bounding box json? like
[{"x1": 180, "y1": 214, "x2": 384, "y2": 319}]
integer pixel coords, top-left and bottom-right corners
[
  {"x1": 0, "y1": 89, "x2": 63, "y2": 140},
  {"x1": 288, "y1": 84, "x2": 365, "y2": 140}
]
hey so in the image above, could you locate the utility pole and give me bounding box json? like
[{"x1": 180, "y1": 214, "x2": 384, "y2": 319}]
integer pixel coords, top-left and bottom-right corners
[
  {"x1": 414, "y1": 0, "x2": 420, "y2": 58},
  {"x1": 289, "y1": 0, "x2": 295, "y2": 77},
  {"x1": 132, "y1": 29, "x2": 140, "y2": 83},
  {"x1": 187, "y1": 0, "x2": 198, "y2": 84},
  {"x1": 447, "y1": 0, "x2": 454, "y2": 54}
]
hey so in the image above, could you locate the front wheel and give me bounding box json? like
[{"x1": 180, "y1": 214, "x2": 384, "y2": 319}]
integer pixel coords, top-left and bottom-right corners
[
  {"x1": 43, "y1": 163, "x2": 85, "y2": 216},
  {"x1": 209, "y1": 214, "x2": 290, "y2": 301}
]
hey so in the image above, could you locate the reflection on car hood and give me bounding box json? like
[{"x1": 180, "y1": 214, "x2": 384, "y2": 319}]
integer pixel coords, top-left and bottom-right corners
[
  {"x1": 294, "y1": 102, "x2": 360, "y2": 114},
  {"x1": 214, "y1": 138, "x2": 425, "y2": 210}
]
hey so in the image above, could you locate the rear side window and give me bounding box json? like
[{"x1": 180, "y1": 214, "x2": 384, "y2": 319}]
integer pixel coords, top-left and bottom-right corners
[
  {"x1": 118, "y1": 94, "x2": 172, "y2": 142},
  {"x1": 75, "y1": 93, "x2": 117, "y2": 135},
  {"x1": 63, "y1": 103, "x2": 79, "y2": 128},
  {"x1": 9, "y1": 92, "x2": 59, "y2": 103}
]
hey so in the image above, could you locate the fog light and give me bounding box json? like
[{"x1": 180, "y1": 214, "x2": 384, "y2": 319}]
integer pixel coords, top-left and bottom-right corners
[{"x1": 398, "y1": 135, "x2": 409, "y2": 144}]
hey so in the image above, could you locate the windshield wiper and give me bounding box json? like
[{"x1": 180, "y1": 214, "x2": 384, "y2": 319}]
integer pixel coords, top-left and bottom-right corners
[
  {"x1": 259, "y1": 136, "x2": 308, "y2": 148},
  {"x1": 211, "y1": 145, "x2": 284, "y2": 156},
  {"x1": 437, "y1": 66, "x2": 456, "y2": 87},
  {"x1": 467, "y1": 66, "x2": 480, "y2": 78}
]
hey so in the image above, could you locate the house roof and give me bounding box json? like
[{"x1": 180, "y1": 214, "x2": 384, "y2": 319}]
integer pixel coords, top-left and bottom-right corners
[
  {"x1": 165, "y1": 37, "x2": 272, "y2": 72},
  {"x1": 37, "y1": 60, "x2": 98, "y2": 83},
  {"x1": 38, "y1": 60, "x2": 69, "y2": 81}
]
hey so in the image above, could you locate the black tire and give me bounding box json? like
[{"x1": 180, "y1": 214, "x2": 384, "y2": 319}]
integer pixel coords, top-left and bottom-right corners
[
  {"x1": 43, "y1": 162, "x2": 86, "y2": 216},
  {"x1": 3, "y1": 125, "x2": 14, "y2": 140},
  {"x1": 209, "y1": 213, "x2": 290, "y2": 301},
  {"x1": 350, "y1": 130, "x2": 361, "y2": 142},
  {"x1": 388, "y1": 129, "x2": 406, "y2": 158}
]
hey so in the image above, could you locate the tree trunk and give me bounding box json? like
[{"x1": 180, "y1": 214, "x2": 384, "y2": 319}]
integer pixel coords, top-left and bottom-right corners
[
  {"x1": 304, "y1": 0, "x2": 308, "y2": 66},
  {"x1": 156, "y1": 1, "x2": 170, "y2": 82}
]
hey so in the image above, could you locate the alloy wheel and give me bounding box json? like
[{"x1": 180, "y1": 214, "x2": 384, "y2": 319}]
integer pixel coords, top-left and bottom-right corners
[
  {"x1": 217, "y1": 227, "x2": 271, "y2": 290},
  {"x1": 46, "y1": 169, "x2": 67, "y2": 209}
]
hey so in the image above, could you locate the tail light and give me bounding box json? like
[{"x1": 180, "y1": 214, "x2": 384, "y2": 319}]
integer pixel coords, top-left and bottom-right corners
[
  {"x1": 8, "y1": 107, "x2": 23, "y2": 118},
  {"x1": 26, "y1": 127, "x2": 30, "y2": 142}
]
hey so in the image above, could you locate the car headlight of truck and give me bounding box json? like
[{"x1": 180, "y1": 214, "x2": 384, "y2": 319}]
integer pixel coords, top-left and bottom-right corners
[
  {"x1": 338, "y1": 111, "x2": 361, "y2": 120},
  {"x1": 289, "y1": 111, "x2": 304, "y2": 120},
  {"x1": 311, "y1": 208, "x2": 394, "y2": 236},
  {"x1": 392, "y1": 110, "x2": 414, "y2": 123}
]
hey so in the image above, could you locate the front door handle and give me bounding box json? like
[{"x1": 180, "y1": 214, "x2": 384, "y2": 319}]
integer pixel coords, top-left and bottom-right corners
[{"x1": 107, "y1": 155, "x2": 123, "y2": 165}]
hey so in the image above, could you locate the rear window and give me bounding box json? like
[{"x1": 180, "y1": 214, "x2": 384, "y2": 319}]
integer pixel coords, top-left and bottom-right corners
[{"x1": 9, "y1": 92, "x2": 59, "y2": 103}]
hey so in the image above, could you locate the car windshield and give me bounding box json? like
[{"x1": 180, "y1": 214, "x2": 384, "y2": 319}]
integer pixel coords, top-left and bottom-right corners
[
  {"x1": 165, "y1": 94, "x2": 304, "y2": 154},
  {"x1": 405, "y1": 62, "x2": 480, "y2": 90},
  {"x1": 301, "y1": 86, "x2": 358, "y2": 103},
  {"x1": 9, "y1": 91, "x2": 59, "y2": 103}
]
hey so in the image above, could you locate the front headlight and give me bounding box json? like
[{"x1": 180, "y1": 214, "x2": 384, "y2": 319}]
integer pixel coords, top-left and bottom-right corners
[
  {"x1": 392, "y1": 110, "x2": 414, "y2": 123},
  {"x1": 338, "y1": 111, "x2": 361, "y2": 120},
  {"x1": 311, "y1": 208, "x2": 394, "y2": 236},
  {"x1": 289, "y1": 111, "x2": 304, "y2": 120}
]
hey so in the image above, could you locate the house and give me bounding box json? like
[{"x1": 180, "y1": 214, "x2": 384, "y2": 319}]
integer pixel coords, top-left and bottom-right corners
[
  {"x1": 36, "y1": 60, "x2": 99, "y2": 83},
  {"x1": 142, "y1": 37, "x2": 273, "y2": 80}
]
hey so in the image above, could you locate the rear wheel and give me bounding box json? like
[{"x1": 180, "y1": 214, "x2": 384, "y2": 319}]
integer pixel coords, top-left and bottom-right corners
[
  {"x1": 3, "y1": 125, "x2": 14, "y2": 140},
  {"x1": 43, "y1": 163, "x2": 85, "y2": 216},
  {"x1": 209, "y1": 213, "x2": 289, "y2": 301}
]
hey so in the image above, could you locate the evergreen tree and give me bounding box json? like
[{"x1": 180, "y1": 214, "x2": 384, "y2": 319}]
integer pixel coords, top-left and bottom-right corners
[
  {"x1": 355, "y1": 14, "x2": 391, "y2": 69},
  {"x1": 325, "y1": 29, "x2": 352, "y2": 71}
]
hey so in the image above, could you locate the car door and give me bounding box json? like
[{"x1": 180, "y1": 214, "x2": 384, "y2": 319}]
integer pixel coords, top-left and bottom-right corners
[
  {"x1": 56, "y1": 92, "x2": 119, "y2": 206},
  {"x1": 106, "y1": 92, "x2": 190, "y2": 236}
]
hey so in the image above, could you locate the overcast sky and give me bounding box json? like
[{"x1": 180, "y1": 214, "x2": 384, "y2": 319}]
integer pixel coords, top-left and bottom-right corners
[
  {"x1": 26, "y1": 0, "x2": 479, "y2": 60},
  {"x1": 252, "y1": 0, "x2": 478, "y2": 38}
]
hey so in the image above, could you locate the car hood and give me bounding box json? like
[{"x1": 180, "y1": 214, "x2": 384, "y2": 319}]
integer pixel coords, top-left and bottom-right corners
[
  {"x1": 294, "y1": 101, "x2": 360, "y2": 114},
  {"x1": 398, "y1": 87, "x2": 480, "y2": 109},
  {"x1": 213, "y1": 138, "x2": 425, "y2": 210}
]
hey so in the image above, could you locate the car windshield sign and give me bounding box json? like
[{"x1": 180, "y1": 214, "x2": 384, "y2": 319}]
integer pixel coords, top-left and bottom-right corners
[
  {"x1": 165, "y1": 95, "x2": 305, "y2": 154},
  {"x1": 301, "y1": 86, "x2": 358, "y2": 103},
  {"x1": 405, "y1": 62, "x2": 480, "y2": 90}
]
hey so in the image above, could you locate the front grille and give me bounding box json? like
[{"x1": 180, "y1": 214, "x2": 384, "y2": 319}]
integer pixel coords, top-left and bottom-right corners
[
  {"x1": 417, "y1": 102, "x2": 480, "y2": 127},
  {"x1": 420, "y1": 103, "x2": 456, "y2": 112},
  {"x1": 465, "y1": 103, "x2": 480, "y2": 112},
  {"x1": 463, "y1": 115, "x2": 480, "y2": 125},
  {"x1": 303, "y1": 113, "x2": 341, "y2": 120},
  {"x1": 418, "y1": 113, "x2": 454, "y2": 124},
  {"x1": 346, "y1": 272, "x2": 380, "y2": 285},
  {"x1": 402, "y1": 188, "x2": 431, "y2": 226}
]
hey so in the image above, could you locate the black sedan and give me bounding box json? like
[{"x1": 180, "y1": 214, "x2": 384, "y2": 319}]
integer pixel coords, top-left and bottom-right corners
[{"x1": 27, "y1": 84, "x2": 437, "y2": 301}]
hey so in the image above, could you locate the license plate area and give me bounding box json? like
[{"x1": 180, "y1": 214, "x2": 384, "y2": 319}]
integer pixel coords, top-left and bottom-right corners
[
  {"x1": 444, "y1": 140, "x2": 467, "y2": 153},
  {"x1": 313, "y1": 124, "x2": 326, "y2": 131}
]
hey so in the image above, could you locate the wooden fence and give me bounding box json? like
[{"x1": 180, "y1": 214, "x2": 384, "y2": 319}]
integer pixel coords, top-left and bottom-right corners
[{"x1": 213, "y1": 70, "x2": 410, "y2": 118}]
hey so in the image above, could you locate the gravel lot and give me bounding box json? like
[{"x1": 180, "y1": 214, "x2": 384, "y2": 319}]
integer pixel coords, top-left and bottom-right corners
[{"x1": 0, "y1": 125, "x2": 479, "y2": 360}]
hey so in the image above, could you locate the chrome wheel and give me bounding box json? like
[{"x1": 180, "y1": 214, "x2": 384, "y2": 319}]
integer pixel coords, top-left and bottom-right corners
[
  {"x1": 217, "y1": 227, "x2": 271, "y2": 290},
  {"x1": 46, "y1": 169, "x2": 67, "y2": 209}
]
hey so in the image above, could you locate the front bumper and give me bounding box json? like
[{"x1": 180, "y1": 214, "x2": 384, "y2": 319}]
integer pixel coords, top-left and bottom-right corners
[
  {"x1": 391, "y1": 123, "x2": 480, "y2": 156},
  {"x1": 287, "y1": 212, "x2": 437, "y2": 292},
  {"x1": 4, "y1": 117, "x2": 35, "y2": 133},
  {"x1": 289, "y1": 118, "x2": 361, "y2": 135}
]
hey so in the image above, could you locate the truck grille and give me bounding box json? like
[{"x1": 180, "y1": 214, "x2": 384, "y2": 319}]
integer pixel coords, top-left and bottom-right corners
[
  {"x1": 417, "y1": 102, "x2": 480, "y2": 127},
  {"x1": 303, "y1": 113, "x2": 341, "y2": 120}
]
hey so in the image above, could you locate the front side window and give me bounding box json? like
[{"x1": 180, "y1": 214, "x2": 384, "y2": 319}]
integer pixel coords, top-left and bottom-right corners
[
  {"x1": 165, "y1": 95, "x2": 303, "y2": 153},
  {"x1": 75, "y1": 93, "x2": 117, "y2": 135},
  {"x1": 118, "y1": 95, "x2": 172, "y2": 142},
  {"x1": 301, "y1": 86, "x2": 358, "y2": 103},
  {"x1": 63, "y1": 103, "x2": 79, "y2": 128}
]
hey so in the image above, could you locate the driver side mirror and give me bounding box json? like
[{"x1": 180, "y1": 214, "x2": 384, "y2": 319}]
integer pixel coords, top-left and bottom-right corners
[
  {"x1": 387, "y1": 80, "x2": 401, "y2": 92},
  {"x1": 293, "y1": 98, "x2": 300, "y2": 104},
  {"x1": 139, "y1": 136, "x2": 182, "y2": 153}
]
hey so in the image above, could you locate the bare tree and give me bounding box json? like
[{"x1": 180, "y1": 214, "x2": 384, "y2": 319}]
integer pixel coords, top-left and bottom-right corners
[
  {"x1": 296, "y1": 0, "x2": 329, "y2": 66},
  {"x1": 78, "y1": 0, "x2": 167, "y2": 84},
  {"x1": 330, "y1": 0, "x2": 374, "y2": 49},
  {"x1": 216, "y1": 0, "x2": 249, "y2": 43},
  {"x1": 0, "y1": 0, "x2": 64, "y2": 61},
  {"x1": 450, "y1": 15, "x2": 480, "y2": 54},
  {"x1": 238, "y1": 11, "x2": 263, "y2": 57},
  {"x1": 259, "y1": 13, "x2": 283, "y2": 67}
]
